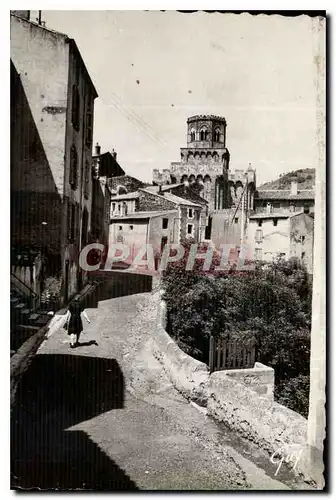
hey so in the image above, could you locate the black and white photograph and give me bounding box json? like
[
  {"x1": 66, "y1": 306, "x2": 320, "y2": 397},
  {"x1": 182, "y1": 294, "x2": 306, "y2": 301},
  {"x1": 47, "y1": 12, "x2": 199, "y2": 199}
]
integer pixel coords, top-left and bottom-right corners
[{"x1": 9, "y1": 8, "x2": 326, "y2": 492}]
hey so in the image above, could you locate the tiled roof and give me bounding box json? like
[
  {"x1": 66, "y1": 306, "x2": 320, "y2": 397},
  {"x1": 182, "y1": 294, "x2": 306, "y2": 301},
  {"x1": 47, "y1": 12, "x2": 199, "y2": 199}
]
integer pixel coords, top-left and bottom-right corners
[
  {"x1": 111, "y1": 192, "x2": 140, "y2": 201},
  {"x1": 249, "y1": 211, "x2": 303, "y2": 220},
  {"x1": 249, "y1": 210, "x2": 314, "y2": 220},
  {"x1": 249, "y1": 212, "x2": 291, "y2": 220},
  {"x1": 163, "y1": 193, "x2": 202, "y2": 208},
  {"x1": 110, "y1": 210, "x2": 178, "y2": 220},
  {"x1": 144, "y1": 183, "x2": 183, "y2": 193},
  {"x1": 140, "y1": 188, "x2": 202, "y2": 208},
  {"x1": 255, "y1": 189, "x2": 315, "y2": 200}
]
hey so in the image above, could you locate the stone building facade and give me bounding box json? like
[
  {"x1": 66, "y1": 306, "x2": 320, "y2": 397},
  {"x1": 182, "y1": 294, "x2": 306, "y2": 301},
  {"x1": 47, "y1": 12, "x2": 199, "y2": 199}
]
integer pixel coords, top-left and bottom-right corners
[
  {"x1": 153, "y1": 115, "x2": 256, "y2": 247},
  {"x1": 248, "y1": 181, "x2": 315, "y2": 272},
  {"x1": 109, "y1": 183, "x2": 205, "y2": 269},
  {"x1": 91, "y1": 143, "x2": 125, "y2": 247},
  {"x1": 11, "y1": 12, "x2": 98, "y2": 304},
  {"x1": 248, "y1": 211, "x2": 314, "y2": 273}
]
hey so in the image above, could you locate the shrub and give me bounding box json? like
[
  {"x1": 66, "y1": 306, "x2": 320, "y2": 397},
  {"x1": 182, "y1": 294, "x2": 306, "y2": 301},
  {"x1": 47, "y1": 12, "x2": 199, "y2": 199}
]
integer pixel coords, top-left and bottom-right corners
[
  {"x1": 275, "y1": 375, "x2": 310, "y2": 418},
  {"x1": 162, "y1": 246, "x2": 312, "y2": 415}
]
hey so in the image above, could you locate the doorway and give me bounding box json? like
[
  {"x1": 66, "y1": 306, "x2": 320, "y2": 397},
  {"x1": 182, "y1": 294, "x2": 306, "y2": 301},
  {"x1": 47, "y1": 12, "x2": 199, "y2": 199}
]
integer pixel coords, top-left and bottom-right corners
[
  {"x1": 64, "y1": 260, "x2": 69, "y2": 303},
  {"x1": 205, "y1": 216, "x2": 212, "y2": 240}
]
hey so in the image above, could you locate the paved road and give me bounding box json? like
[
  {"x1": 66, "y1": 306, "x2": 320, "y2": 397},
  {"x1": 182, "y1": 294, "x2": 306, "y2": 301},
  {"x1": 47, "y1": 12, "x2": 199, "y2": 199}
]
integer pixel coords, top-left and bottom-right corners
[{"x1": 11, "y1": 288, "x2": 309, "y2": 491}]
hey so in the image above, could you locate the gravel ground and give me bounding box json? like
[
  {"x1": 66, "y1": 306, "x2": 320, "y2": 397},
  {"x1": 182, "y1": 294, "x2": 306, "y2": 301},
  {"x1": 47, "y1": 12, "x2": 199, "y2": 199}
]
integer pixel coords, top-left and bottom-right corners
[{"x1": 30, "y1": 289, "x2": 305, "y2": 491}]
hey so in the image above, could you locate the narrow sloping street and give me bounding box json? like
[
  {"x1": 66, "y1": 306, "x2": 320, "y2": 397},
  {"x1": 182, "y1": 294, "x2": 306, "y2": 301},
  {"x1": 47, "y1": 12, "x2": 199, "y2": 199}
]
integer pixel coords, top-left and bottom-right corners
[{"x1": 11, "y1": 288, "x2": 308, "y2": 491}]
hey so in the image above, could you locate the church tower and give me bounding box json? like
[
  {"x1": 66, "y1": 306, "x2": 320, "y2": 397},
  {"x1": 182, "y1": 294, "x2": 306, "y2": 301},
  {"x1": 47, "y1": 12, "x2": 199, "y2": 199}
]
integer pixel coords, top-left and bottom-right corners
[{"x1": 153, "y1": 114, "x2": 256, "y2": 245}]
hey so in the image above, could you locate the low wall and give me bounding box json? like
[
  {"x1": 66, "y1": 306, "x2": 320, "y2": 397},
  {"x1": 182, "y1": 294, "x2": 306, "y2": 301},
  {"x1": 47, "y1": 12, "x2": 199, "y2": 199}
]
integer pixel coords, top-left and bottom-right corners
[
  {"x1": 152, "y1": 317, "x2": 209, "y2": 406},
  {"x1": 220, "y1": 362, "x2": 274, "y2": 400},
  {"x1": 154, "y1": 296, "x2": 310, "y2": 477},
  {"x1": 208, "y1": 370, "x2": 308, "y2": 473}
]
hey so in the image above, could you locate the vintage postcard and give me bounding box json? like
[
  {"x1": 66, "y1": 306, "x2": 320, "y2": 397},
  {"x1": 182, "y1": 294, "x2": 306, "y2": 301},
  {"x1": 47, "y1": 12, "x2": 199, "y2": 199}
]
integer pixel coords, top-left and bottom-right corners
[{"x1": 10, "y1": 9, "x2": 326, "y2": 491}]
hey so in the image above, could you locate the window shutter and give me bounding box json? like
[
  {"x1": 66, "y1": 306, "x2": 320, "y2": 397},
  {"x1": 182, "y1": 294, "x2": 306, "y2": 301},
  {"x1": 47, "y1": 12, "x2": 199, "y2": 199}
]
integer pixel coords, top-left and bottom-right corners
[
  {"x1": 67, "y1": 202, "x2": 72, "y2": 241},
  {"x1": 69, "y1": 146, "x2": 78, "y2": 189}
]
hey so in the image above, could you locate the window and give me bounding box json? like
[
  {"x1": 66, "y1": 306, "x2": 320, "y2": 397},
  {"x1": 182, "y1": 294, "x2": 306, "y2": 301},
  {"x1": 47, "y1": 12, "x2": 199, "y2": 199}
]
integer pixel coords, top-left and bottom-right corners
[
  {"x1": 129, "y1": 225, "x2": 133, "y2": 230},
  {"x1": 273, "y1": 218, "x2": 278, "y2": 226},
  {"x1": 71, "y1": 84, "x2": 80, "y2": 131},
  {"x1": 85, "y1": 110, "x2": 93, "y2": 148},
  {"x1": 214, "y1": 129, "x2": 220, "y2": 142},
  {"x1": 187, "y1": 224, "x2": 193, "y2": 235},
  {"x1": 234, "y1": 218, "x2": 239, "y2": 224},
  {"x1": 67, "y1": 202, "x2": 77, "y2": 242},
  {"x1": 188, "y1": 209, "x2": 194, "y2": 219},
  {"x1": 190, "y1": 129, "x2": 196, "y2": 142},
  {"x1": 118, "y1": 225, "x2": 122, "y2": 231},
  {"x1": 301, "y1": 252, "x2": 305, "y2": 259},
  {"x1": 255, "y1": 248, "x2": 262, "y2": 260},
  {"x1": 162, "y1": 218, "x2": 168, "y2": 229},
  {"x1": 84, "y1": 160, "x2": 90, "y2": 199},
  {"x1": 81, "y1": 208, "x2": 88, "y2": 248},
  {"x1": 112, "y1": 203, "x2": 116, "y2": 211},
  {"x1": 200, "y1": 129, "x2": 208, "y2": 141},
  {"x1": 301, "y1": 235, "x2": 305, "y2": 244},
  {"x1": 255, "y1": 229, "x2": 263, "y2": 242},
  {"x1": 85, "y1": 95, "x2": 93, "y2": 148},
  {"x1": 69, "y1": 145, "x2": 78, "y2": 189},
  {"x1": 304, "y1": 206, "x2": 310, "y2": 214},
  {"x1": 273, "y1": 202, "x2": 280, "y2": 210},
  {"x1": 258, "y1": 219, "x2": 263, "y2": 227}
]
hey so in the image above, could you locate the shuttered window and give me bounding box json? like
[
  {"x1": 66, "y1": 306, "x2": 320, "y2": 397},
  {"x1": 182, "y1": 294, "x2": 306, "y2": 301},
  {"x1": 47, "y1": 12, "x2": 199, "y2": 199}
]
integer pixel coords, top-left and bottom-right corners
[{"x1": 69, "y1": 145, "x2": 78, "y2": 189}]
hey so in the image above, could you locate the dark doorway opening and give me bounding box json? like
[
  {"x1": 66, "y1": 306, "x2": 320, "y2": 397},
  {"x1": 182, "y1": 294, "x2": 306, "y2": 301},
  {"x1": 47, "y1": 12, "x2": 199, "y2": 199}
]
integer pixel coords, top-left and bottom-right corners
[
  {"x1": 161, "y1": 236, "x2": 168, "y2": 253},
  {"x1": 205, "y1": 217, "x2": 212, "y2": 240},
  {"x1": 64, "y1": 260, "x2": 69, "y2": 303}
]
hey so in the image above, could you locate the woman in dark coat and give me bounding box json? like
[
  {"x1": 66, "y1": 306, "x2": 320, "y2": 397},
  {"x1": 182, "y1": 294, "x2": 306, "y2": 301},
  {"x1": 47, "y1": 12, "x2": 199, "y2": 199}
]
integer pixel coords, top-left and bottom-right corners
[{"x1": 67, "y1": 296, "x2": 90, "y2": 348}]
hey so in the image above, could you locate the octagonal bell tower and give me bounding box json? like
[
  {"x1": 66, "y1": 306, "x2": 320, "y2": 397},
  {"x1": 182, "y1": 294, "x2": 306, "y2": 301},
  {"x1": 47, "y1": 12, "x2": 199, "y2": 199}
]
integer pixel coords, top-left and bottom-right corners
[{"x1": 187, "y1": 115, "x2": 227, "y2": 149}]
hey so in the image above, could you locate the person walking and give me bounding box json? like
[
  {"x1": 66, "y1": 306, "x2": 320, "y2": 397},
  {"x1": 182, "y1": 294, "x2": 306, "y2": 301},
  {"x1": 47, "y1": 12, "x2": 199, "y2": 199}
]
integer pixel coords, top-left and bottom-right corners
[{"x1": 65, "y1": 296, "x2": 90, "y2": 348}]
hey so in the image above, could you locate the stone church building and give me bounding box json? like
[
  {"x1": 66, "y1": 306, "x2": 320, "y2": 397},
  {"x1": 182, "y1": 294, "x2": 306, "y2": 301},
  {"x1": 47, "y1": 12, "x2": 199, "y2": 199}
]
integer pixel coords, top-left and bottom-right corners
[{"x1": 153, "y1": 115, "x2": 256, "y2": 248}]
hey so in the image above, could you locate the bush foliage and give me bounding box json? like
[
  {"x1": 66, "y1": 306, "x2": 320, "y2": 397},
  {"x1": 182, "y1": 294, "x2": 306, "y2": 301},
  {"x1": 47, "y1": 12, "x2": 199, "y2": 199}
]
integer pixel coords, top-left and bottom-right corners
[{"x1": 161, "y1": 242, "x2": 312, "y2": 417}]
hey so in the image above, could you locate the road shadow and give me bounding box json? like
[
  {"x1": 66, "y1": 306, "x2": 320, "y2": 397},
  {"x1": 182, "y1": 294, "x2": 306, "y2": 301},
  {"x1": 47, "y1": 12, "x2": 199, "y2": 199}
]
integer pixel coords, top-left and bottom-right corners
[
  {"x1": 11, "y1": 354, "x2": 138, "y2": 491},
  {"x1": 76, "y1": 340, "x2": 99, "y2": 347},
  {"x1": 83, "y1": 271, "x2": 153, "y2": 310}
]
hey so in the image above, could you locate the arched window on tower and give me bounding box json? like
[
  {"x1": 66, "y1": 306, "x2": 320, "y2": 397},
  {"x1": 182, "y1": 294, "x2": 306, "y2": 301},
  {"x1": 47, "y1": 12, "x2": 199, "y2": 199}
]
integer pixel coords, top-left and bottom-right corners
[
  {"x1": 215, "y1": 177, "x2": 226, "y2": 210},
  {"x1": 190, "y1": 129, "x2": 196, "y2": 142},
  {"x1": 200, "y1": 128, "x2": 209, "y2": 141},
  {"x1": 203, "y1": 175, "x2": 211, "y2": 202},
  {"x1": 214, "y1": 128, "x2": 220, "y2": 142}
]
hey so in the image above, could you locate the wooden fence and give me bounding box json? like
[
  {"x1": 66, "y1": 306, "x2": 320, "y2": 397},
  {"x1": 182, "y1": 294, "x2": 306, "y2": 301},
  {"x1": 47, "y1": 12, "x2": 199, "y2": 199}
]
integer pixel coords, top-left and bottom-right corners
[{"x1": 209, "y1": 336, "x2": 256, "y2": 373}]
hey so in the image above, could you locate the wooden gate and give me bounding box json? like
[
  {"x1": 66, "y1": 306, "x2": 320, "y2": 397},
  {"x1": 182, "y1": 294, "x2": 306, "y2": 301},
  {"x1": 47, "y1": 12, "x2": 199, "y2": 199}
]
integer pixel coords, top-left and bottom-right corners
[{"x1": 209, "y1": 336, "x2": 256, "y2": 373}]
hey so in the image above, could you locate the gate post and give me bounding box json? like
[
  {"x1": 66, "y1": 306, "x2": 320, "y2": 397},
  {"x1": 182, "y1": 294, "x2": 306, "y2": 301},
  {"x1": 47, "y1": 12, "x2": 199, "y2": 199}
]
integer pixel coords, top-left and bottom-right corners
[{"x1": 209, "y1": 336, "x2": 215, "y2": 373}]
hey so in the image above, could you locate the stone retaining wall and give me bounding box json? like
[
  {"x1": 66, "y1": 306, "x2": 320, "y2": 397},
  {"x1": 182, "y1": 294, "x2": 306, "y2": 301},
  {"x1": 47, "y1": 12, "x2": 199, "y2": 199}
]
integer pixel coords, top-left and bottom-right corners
[
  {"x1": 153, "y1": 295, "x2": 309, "y2": 477},
  {"x1": 152, "y1": 323, "x2": 209, "y2": 406},
  {"x1": 220, "y1": 362, "x2": 274, "y2": 400},
  {"x1": 208, "y1": 371, "x2": 307, "y2": 462}
]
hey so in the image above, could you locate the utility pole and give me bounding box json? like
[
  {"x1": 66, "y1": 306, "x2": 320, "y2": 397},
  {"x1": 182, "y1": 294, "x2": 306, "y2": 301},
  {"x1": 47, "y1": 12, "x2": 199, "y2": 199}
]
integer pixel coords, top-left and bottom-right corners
[{"x1": 240, "y1": 173, "x2": 248, "y2": 250}]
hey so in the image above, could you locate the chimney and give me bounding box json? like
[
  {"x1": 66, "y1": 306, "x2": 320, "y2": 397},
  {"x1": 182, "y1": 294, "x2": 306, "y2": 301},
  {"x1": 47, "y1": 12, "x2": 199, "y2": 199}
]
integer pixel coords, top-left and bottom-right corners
[
  {"x1": 291, "y1": 181, "x2": 298, "y2": 196},
  {"x1": 112, "y1": 148, "x2": 117, "y2": 160},
  {"x1": 95, "y1": 142, "x2": 101, "y2": 156}
]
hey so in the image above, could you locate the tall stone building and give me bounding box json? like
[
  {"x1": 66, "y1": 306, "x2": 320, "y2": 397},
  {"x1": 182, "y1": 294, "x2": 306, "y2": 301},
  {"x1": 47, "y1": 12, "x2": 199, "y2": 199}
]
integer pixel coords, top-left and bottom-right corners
[
  {"x1": 11, "y1": 11, "x2": 98, "y2": 304},
  {"x1": 153, "y1": 115, "x2": 256, "y2": 246}
]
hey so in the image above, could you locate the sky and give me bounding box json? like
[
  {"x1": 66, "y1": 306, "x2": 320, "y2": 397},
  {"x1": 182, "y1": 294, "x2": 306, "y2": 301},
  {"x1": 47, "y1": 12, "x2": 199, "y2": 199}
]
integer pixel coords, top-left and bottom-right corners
[{"x1": 41, "y1": 10, "x2": 323, "y2": 186}]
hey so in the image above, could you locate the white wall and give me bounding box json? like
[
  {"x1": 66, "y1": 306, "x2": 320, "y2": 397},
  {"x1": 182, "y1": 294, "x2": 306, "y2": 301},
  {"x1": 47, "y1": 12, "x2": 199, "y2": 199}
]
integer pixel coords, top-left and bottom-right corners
[{"x1": 248, "y1": 217, "x2": 290, "y2": 261}]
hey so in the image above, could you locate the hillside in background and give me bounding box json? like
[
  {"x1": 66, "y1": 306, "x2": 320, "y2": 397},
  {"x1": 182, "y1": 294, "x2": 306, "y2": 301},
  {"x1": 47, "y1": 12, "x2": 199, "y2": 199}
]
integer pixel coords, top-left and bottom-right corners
[{"x1": 258, "y1": 168, "x2": 315, "y2": 190}]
